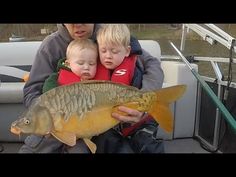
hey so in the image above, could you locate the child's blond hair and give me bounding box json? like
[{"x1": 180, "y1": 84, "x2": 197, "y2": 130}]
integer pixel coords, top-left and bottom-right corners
[
  {"x1": 66, "y1": 39, "x2": 98, "y2": 59},
  {"x1": 96, "y1": 24, "x2": 130, "y2": 47}
]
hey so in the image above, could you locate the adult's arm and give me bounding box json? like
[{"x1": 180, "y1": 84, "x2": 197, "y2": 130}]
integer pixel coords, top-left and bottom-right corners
[
  {"x1": 130, "y1": 36, "x2": 164, "y2": 91},
  {"x1": 23, "y1": 48, "x2": 56, "y2": 108},
  {"x1": 138, "y1": 49, "x2": 164, "y2": 91}
]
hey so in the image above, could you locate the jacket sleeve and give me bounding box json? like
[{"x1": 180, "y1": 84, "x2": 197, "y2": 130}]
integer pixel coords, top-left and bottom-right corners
[
  {"x1": 138, "y1": 49, "x2": 164, "y2": 91},
  {"x1": 23, "y1": 43, "x2": 59, "y2": 107}
]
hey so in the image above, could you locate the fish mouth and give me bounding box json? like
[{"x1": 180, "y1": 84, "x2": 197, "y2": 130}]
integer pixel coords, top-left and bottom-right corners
[{"x1": 10, "y1": 126, "x2": 21, "y2": 135}]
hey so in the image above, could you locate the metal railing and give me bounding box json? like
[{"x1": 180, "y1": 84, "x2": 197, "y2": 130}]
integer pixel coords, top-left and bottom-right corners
[{"x1": 166, "y1": 24, "x2": 236, "y2": 151}]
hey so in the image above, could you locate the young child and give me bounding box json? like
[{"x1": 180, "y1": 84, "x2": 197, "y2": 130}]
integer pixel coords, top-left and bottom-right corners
[
  {"x1": 94, "y1": 24, "x2": 138, "y2": 86},
  {"x1": 42, "y1": 38, "x2": 98, "y2": 92},
  {"x1": 93, "y1": 24, "x2": 164, "y2": 153},
  {"x1": 41, "y1": 39, "x2": 99, "y2": 153}
]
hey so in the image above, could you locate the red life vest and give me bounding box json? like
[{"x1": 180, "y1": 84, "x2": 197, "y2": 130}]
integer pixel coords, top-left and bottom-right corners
[
  {"x1": 58, "y1": 55, "x2": 137, "y2": 86},
  {"x1": 58, "y1": 70, "x2": 80, "y2": 85}
]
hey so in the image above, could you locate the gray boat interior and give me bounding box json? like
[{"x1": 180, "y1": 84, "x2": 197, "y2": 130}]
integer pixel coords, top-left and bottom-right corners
[
  {"x1": 0, "y1": 40, "x2": 198, "y2": 147},
  {"x1": 3, "y1": 24, "x2": 236, "y2": 153}
]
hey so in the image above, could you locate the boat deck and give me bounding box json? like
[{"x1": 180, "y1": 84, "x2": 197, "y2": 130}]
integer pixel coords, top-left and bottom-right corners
[{"x1": 0, "y1": 138, "x2": 214, "y2": 153}]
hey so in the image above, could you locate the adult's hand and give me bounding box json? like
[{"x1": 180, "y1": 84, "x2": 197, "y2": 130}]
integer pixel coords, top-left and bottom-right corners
[{"x1": 111, "y1": 106, "x2": 144, "y2": 124}]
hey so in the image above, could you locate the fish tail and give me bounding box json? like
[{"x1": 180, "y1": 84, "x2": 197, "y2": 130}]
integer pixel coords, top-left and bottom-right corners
[{"x1": 148, "y1": 85, "x2": 187, "y2": 132}]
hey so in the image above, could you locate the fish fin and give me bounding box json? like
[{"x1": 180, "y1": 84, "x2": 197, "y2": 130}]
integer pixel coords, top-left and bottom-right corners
[
  {"x1": 51, "y1": 130, "x2": 76, "y2": 146},
  {"x1": 155, "y1": 85, "x2": 187, "y2": 103},
  {"x1": 83, "y1": 138, "x2": 97, "y2": 154},
  {"x1": 150, "y1": 102, "x2": 174, "y2": 132},
  {"x1": 148, "y1": 85, "x2": 187, "y2": 133}
]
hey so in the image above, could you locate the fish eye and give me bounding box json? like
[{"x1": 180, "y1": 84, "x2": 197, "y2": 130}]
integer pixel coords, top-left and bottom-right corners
[{"x1": 24, "y1": 119, "x2": 30, "y2": 125}]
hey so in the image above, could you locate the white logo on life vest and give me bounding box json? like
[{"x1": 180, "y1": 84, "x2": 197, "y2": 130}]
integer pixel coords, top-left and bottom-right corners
[{"x1": 114, "y1": 69, "x2": 127, "y2": 76}]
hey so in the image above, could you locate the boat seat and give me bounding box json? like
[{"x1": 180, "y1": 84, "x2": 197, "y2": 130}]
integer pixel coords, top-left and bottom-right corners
[
  {"x1": 139, "y1": 40, "x2": 161, "y2": 60},
  {"x1": 140, "y1": 40, "x2": 198, "y2": 139}
]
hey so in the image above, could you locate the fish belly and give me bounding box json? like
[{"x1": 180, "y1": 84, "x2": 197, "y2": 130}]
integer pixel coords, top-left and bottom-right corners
[{"x1": 61, "y1": 105, "x2": 120, "y2": 138}]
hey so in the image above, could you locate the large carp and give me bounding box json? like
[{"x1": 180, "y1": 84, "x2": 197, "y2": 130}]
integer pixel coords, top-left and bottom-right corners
[{"x1": 11, "y1": 80, "x2": 186, "y2": 152}]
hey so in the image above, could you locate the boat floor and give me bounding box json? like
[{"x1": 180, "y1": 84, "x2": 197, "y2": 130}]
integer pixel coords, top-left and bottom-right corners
[{"x1": 0, "y1": 138, "x2": 217, "y2": 153}]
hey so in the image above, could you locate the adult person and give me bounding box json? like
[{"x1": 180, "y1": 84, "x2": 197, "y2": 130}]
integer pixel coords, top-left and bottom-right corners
[{"x1": 19, "y1": 24, "x2": 164, "y2": 153}]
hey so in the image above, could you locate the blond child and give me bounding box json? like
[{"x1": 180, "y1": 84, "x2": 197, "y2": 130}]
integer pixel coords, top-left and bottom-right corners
[{"x1": 92, "y1": 24, "x2": 164, "y2": 153}]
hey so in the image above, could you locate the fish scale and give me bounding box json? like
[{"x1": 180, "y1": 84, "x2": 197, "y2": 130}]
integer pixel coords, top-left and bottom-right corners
[{"x1": 42, "y1": 81, "x2": 146, "y2": 120}]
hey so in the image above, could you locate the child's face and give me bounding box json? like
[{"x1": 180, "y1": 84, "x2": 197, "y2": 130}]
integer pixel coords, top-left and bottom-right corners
[
  {"x1": 68, "y1": 48, "x2": 97, "y2": 81},
  {"x1": 98, "y1": 43, "x2": 131, "y2": 70}
]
